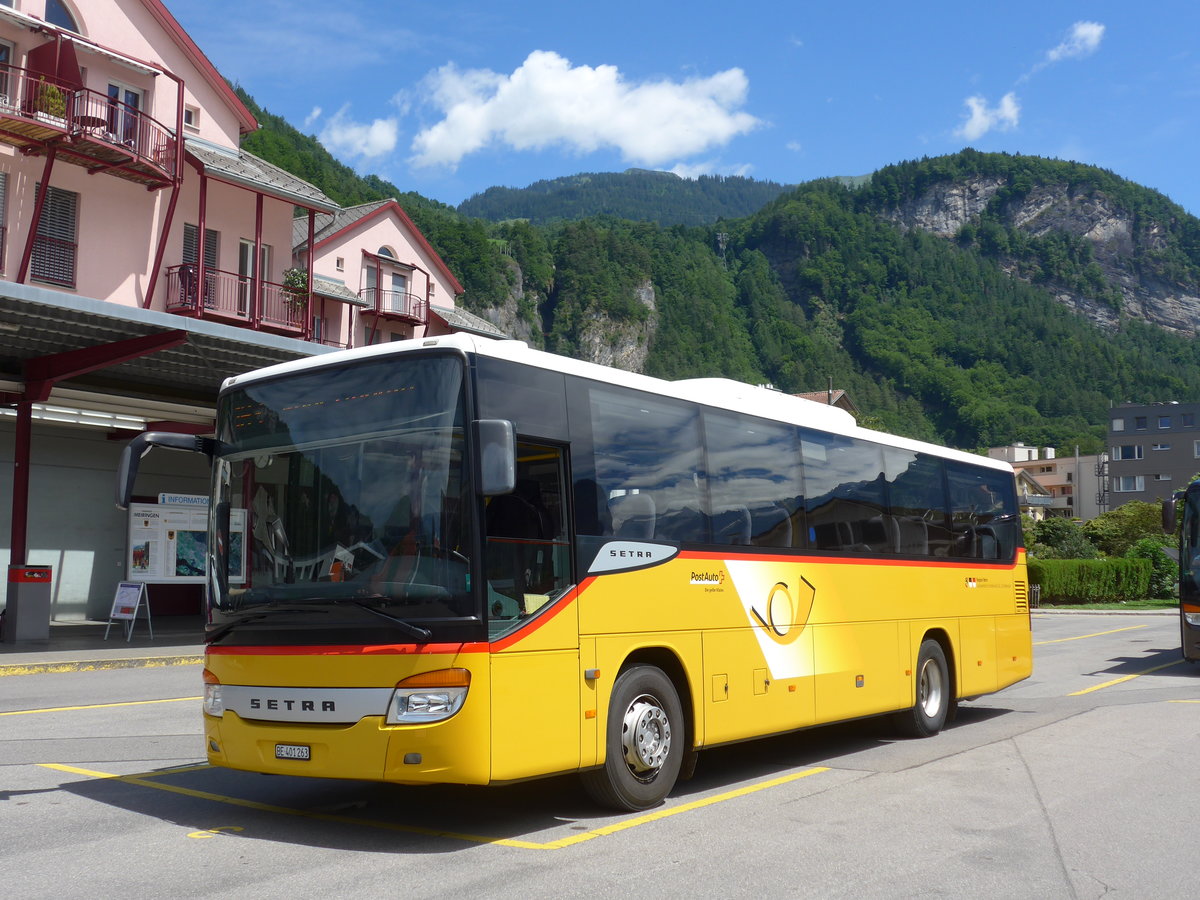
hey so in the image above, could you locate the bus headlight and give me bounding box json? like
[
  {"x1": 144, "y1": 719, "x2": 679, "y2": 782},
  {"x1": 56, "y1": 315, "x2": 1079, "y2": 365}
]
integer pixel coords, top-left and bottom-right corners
[
  {"x1": 387, "y1": 668, "x2": 470, "y2": 724},
  {"x1": 1185, "y1": 613, "x2": 1200, "y2": 627},
  {"x1": 203, "y1": 668, "x2": 224, "y2": 717}
]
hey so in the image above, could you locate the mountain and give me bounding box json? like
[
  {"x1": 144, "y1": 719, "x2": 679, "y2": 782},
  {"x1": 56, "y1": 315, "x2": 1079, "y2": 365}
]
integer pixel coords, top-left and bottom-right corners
[
  {"x1": 234, "y1": 94, "x2": 1200, "y2": 452},
  {"x1": 458, "y1": 169, "x2": 794, "y2": 226}
]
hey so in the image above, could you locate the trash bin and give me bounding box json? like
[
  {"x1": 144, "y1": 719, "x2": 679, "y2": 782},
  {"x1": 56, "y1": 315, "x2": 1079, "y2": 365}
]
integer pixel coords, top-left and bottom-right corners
[{"x1": 4, "y1": 566, "x2": 52, "y2": 642}]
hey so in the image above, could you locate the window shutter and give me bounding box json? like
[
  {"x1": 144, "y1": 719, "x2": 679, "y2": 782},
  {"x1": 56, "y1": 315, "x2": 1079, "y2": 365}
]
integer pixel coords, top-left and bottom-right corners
[{"x1": 31, "y1": 184, "x2": 78, "y2": 286}]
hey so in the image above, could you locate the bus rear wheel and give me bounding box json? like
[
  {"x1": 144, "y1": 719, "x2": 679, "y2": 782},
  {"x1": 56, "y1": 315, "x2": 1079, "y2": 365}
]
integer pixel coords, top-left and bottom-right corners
[
  {"x1": 581, "y1": 665, "x2": 683, "y2": 811},
  {"x1": 895, "y1": 638, "x2": 950, "y2": 738}
]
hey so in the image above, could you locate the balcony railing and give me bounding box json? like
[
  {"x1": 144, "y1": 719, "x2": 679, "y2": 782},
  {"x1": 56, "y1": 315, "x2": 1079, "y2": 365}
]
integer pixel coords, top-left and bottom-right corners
[
  {"x1": 0, "y1": 64, "x2": 176, "y2": 186},
  {"x1": 361, "y1": 288, "x2": 428, "y2": 324},
  {"x1": 165, "y1": 265, "x2": 309, "y2": 337},
  {"x1": 0, "y1": 224, "x2": 6, "y2": 272}
]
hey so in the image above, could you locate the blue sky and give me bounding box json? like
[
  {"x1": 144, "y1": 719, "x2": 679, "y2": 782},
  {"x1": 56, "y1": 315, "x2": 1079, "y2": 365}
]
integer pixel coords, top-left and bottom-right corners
[{"x1": 167, "y1": 1, "x2": 1200, "y2": 215}]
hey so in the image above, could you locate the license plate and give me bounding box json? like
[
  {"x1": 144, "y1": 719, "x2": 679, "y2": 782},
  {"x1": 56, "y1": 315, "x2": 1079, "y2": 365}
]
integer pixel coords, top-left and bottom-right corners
[{"x1": 275, "y1": 743, "x2": 311, "y2": 760}]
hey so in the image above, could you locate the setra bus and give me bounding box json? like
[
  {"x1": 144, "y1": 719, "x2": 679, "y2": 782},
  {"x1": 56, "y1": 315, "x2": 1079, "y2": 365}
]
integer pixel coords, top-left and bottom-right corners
[
  {"x1": 1163, "y1": 485, "x2": 1200, "y2": 662},
  {"x1": 117, "y1": 334, "x2": 1032, "y2": 810}
]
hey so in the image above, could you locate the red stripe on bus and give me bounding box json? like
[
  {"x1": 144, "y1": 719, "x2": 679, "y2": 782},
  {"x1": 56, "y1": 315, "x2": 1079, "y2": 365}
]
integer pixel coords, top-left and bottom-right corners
[{"x1": 205, "y1": 642, "x2": 489, "y2": 656}]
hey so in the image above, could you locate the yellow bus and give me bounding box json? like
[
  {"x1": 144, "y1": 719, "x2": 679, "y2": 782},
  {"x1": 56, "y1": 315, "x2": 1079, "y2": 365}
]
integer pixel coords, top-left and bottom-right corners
[{"x1": 117, "y1": 334, "x2": 1032, "y2": 810}]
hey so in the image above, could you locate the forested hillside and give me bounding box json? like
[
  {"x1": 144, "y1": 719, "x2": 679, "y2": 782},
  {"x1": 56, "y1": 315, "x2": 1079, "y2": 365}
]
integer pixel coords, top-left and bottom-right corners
[
  {"x1": 458, "y1": 170, "x2": 793, "y2": 225},
  {"x1": 237, "y1": 91, "x2": 1200, "y2": 453}
]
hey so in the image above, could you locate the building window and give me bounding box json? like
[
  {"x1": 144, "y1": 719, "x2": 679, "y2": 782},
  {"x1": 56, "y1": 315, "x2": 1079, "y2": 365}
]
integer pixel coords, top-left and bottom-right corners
[
  {"x1": 1152, "y1": 443, "x2": 1171, "y2": 451},
  {"x1": 0, "y1": 39, "x2": 13, "y2": 109},
  {"x1": 1194, "y1": 439, "x2": 1200, "y2": 459},
  {"x1": 335, "y1": 256, "x2": 344, "y2": 272},
  {"x1": 183, "y1": 106, "x2": 200, "y2": 130},
  {"x1": 1114, "y1": 476, "x2": 1145, "y2": 493},
  {"x1": 1158, "y1": 415, "x2": 1172, "y2": 429},
  {"x1": 1155, "y1": 474, "x2": 1172, "y2": 482},
  {"x1": 46, "y1": 0, "x2": 80, "y2": 32},
  {"x1": 1112, "y1": 445, "x2": 1144, "y2": 461},
  {"x1": 30, "y1": 184, "x2": 78, "y2": 287},
  {"x1": 1112, "y1": 418, "x2": 1125, "y2": 432},
  {"x1": 1184, "y1": 414, "x2": 1195, "y2": 427},
  {"x1": 108, "y1": 82, "x2": 144, "y2": 148}
]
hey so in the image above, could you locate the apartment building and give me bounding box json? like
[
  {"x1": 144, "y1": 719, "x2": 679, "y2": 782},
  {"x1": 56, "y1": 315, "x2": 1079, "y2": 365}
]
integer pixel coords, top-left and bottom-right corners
[
  {"x1": 988, "y1": 443, "x2": 1105, "y2": 521},
  {"x1": 1, "y1": 1, "x2": 496, "y2": 625},
  {"x1": 1107, "y1": 401, "x2": 1200, "y2": 505}
]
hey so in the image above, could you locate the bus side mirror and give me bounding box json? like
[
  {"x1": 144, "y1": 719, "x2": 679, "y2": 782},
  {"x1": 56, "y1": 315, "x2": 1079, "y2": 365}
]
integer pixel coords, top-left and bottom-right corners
[
  {"x1": 475, "y1": 419, "x2": 516, "y2": 497},
  {"x1": 116, "y1": 432, "x2": 218, "y2": 510},
  {"x1": 1163, "y1": 492, "x2": 1183, "y2": 534}
]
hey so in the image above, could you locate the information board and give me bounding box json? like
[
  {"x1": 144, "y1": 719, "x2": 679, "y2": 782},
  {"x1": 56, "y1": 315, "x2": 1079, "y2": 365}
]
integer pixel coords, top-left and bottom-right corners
[{"x1": 127, "y1": 499, "x2": 246, "y2": 584}]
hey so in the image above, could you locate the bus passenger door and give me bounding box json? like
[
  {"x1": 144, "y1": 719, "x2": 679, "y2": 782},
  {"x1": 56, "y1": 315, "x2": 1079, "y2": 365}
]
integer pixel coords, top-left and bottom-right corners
[{"x1": 488, "y1": 443, "x2": 583, "y2": 781}]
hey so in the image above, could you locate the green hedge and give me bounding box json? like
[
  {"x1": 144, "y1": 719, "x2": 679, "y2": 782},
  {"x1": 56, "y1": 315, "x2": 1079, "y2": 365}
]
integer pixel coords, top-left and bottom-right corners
[{"x1": 1028, "y1": 558, "x2": 1151, "y2": 604}]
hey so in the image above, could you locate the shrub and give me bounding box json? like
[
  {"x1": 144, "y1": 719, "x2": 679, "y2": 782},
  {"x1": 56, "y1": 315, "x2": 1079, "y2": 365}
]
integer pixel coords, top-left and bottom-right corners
[
  {"x1": 1029, "y1": 558, "x2": 1151, "y2": 604},
  {"x1": 1124, "y1": 538, "x2": 1176, "y2": 599}
]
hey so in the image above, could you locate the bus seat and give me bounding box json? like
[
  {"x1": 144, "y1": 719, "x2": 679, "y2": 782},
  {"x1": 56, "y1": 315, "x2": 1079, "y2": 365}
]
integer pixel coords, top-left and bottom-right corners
[
  {"x1": 712, "y1": 505, "x2": 752, "y2": 544},
  {"x1": 611, "y1": 492, "x2": 656, "y2": 539},
  {"x1": 751, "y1": 503, "x2": 793, "y2": 547},
  {"x1": 896, "y1": 516, "x2": 929, "y2": 555}
]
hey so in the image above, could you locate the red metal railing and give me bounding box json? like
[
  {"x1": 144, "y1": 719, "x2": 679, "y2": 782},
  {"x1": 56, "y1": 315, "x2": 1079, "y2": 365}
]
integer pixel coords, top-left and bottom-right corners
[
  {"x1": 0, "y1": 64, "x2": 176, "y2": 178},
  {"x1": 165, "y1": 265, "x2": 309, "y2": 335},
  {"x1": 361, "y1": 288, "x2": 428, "y2": 324},
  {"x1": 70, "y1": 85, "x2": 177, "y2": 174}
]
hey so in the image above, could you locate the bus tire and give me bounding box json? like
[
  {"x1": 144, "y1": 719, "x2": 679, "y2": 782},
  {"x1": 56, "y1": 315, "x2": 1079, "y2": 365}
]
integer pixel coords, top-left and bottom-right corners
[
  {"x1": 581, "y1": 665, "x2": 683, "y2": 811},
  {"x1": 895, "y1": 639, "x2": 950, "y2": 738}
]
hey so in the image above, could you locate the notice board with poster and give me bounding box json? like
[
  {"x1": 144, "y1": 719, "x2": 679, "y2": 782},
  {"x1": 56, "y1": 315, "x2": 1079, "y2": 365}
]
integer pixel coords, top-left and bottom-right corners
[{"x1": 127, "y1": 493, "x2": 246, "y2": 584}]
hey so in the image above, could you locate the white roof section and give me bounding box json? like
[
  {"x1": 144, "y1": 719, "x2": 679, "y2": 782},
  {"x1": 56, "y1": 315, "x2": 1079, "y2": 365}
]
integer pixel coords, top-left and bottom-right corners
[{"x1": 222, "y1": 334, "x2": 1010, "y2": 473}]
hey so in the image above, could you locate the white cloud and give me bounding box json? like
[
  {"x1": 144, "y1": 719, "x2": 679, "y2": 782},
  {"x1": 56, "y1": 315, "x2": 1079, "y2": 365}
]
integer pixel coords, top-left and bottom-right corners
[
  {"x1": 786, "y1": 140, "x2": 803, "y2": 153},
  {"x1": 1047, "y1": 21, "x2": 1105, "y2": 63},
  {"x1": 669, "y1": 160, "x2": 754, "y2": 179},
  {"x1": 303, "y1": 106, "x2": 322, "y2": 130},
  {"x1": 319, "y1": 105, "x2": 399, "y2": 159},
  {"x1": 955, "y1": 92, "x2": 1020, "y2": 140},
  {"x1": 409, "y1": 50, "x2": 761, "y2": 170}
]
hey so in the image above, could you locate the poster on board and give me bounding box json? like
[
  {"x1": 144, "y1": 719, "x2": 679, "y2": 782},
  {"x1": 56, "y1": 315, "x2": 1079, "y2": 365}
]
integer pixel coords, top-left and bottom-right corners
[{"x1": 127, "y1": 497, "x2": 246, "y2": 584}]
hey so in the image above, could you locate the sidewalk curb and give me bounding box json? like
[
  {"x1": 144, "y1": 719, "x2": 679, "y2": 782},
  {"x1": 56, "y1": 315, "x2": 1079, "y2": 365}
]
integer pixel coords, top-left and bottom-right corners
[{"x1": 0, "y1": 654, "x2": 203, "y2": 677}]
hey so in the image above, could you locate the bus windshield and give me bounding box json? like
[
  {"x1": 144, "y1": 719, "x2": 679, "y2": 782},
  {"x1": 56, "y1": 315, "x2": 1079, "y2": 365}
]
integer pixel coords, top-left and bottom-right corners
[{"x1": 208, "y1": 353, "x2": 477, "y2": 640}]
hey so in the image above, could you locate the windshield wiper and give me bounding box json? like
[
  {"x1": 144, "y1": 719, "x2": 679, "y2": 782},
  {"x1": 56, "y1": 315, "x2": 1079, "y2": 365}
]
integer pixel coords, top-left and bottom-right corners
[
  {"x1": 344, "y1": 598, "x2": 433, "y2": 642},
  {"x1": 206, "y1": 606, "x2": 329, "y2": 644}
]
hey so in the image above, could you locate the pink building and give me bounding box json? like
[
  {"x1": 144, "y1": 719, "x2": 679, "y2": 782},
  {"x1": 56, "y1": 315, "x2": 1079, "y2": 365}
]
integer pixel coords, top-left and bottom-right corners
[{"x1": 0, "y1": 1, "x2": 496, "y2": 625}]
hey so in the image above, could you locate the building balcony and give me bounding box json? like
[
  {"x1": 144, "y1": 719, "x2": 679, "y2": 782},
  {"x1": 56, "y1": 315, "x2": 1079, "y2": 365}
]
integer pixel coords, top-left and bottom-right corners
[
  {"x1": 361, "y1": 288, "x2": 428, "y2": 325},
  {"x1": 0, "y1": 65, "x2": 176, "y2": 188},
  {"x1": 165, "y1": 265, "x2": 310, "y2": 338}
]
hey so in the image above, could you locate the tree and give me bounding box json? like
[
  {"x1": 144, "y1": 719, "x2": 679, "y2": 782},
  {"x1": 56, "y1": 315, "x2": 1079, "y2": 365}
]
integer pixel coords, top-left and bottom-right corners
[
  {"x1": 1028, "y1": 517, "x2": 1099, "y2": 559},
  {"x1": 1083, "y1": 501, "x2": 1166, "y2": 557}
]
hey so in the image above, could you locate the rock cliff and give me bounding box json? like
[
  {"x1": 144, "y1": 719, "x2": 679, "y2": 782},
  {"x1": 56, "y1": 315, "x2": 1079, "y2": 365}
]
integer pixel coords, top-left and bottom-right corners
[{"x1": 885, "y1": 177, "x2": 1200, "y2": 335}]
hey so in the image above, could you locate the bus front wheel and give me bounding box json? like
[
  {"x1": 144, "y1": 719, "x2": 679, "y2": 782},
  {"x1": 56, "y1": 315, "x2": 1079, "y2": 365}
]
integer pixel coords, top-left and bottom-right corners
[
  {"x1": 896, "y1": 639, "x2": 950, "y2": 738},
  {"x1": 582, "y1": 665, "x2": 683, "y2": 811}
]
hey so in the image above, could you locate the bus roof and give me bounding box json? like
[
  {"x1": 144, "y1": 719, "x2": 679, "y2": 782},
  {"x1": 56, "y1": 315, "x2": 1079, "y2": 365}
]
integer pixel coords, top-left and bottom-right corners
[{"x1": 221, "y1": 334, "x2": 1012, "y2": 474}]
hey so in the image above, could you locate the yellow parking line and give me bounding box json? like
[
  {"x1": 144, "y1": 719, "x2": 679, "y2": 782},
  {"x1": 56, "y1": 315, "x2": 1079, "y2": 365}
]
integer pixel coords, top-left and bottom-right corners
[
  {"x1": 1035, "y1": 624, "x2": 1148, "y2": 646},
  {"x1": 0, "y1": 697, "x2": 200, "y2": 716},
  {"x1": 1069, "y1": 659, "x2": 1186, "y2": 695},
  {"x1": 39, "y1": 762, "x2": 829, "y2": 850}
]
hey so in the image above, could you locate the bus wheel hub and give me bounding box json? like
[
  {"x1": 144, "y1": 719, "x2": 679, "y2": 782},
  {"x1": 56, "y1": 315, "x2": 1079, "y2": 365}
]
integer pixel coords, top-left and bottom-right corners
[{"x1": 621, "y1": 696, "x2": 671, "y2": 775}]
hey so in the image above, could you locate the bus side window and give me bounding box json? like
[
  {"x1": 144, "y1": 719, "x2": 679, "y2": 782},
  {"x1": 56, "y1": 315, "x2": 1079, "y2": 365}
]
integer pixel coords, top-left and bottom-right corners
[
  {"x1": 485, "y1": 443, "x2": 570, "y2": 619},
  {"x1": 947, "y1": 464, "x2": 1018, "y2": 560}
]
